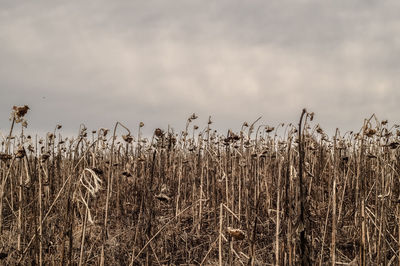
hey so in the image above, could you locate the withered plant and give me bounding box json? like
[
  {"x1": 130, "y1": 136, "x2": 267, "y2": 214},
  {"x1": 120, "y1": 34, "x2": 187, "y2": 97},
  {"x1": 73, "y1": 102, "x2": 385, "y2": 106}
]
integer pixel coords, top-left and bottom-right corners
[{"x1": 0, "y1": 107, "x2": 400, "y2": 265}]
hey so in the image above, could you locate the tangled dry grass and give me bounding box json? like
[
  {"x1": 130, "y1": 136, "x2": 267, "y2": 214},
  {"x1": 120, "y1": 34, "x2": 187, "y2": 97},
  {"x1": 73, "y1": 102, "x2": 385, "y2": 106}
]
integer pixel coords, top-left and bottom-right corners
[{"x1": 1, "y1": 106, "x2": 400, "y2": 265}]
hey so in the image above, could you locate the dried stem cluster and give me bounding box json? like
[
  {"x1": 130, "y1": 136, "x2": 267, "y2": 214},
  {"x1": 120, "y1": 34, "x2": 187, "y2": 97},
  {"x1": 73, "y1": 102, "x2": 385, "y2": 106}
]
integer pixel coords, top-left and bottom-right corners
[{"x1": 0, "y1": 107, "x2": 400, "y2": 265}]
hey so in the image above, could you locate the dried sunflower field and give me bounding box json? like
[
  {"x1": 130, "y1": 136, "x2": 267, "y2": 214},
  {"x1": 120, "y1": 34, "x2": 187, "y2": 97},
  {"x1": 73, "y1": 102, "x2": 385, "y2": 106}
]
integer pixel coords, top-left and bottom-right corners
[{"x1": 1, "y1": 106, "x2": 400, "y2": 265}]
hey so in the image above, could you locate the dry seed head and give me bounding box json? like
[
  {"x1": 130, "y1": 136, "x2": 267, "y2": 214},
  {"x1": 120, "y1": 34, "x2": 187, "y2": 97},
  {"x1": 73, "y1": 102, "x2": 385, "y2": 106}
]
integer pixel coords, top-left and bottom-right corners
[
  {"x1": 265, "y1": 126, "x2": 274, "y2": 133},
  {"x1": 364, "y1": 128, "x2": 376, "y2": 137},
  {"x1": 122, "y1": 134, "x2": 134, "y2": 143},
  {"x1": 190, "y1": 113, "x2": 198, "y2": 120},
  {"x1": 101, "y1": 128, "x2": 109, "y2": 137},
  {"x1": 388, "y1": 142, "x2": 399, "y2": 149},
  {"x1": 154, "y1": 128, "x2": 164, "y2": 137},
  {"x1": 15, "y1": 146, "x2": 26, "y2": 159},
  {"x1": 79, "y1": 128, "x2": 87, "y2": 137},
  {"x1": 316, "y1": 125, "x2": 324, "y2": 134},
  {"x1": 27, "y1": 145, "x2": 34, "y2": 152},
  {"x1": 12, "y1": 105, "x2": 30, "y2": 120},
  {"x1": 41, "y1": 152, "x2": 50, "y2": 162},
  {"x1": 0, "y1": 153, "x2": 12, "y2": 162},
  {"x1": 227, "y1": 227, "x2": 246, "y2": 240}
]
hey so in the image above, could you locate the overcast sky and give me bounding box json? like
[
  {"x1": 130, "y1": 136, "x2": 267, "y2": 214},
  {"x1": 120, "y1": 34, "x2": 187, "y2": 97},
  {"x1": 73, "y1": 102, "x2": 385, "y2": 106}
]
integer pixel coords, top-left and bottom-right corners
[{"x1": 1, "y1": 1, "x2": 399, "y2": 138}]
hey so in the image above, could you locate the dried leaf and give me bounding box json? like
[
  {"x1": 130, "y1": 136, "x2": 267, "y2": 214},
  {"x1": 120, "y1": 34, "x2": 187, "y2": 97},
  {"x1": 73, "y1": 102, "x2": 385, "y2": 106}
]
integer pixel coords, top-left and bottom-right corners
[
  {"x1": 388, "y1": 142, "x2": 399, "y2": 149},
  {"x1": 121, "y1": 171, "x2": 132, "y2": 177},
  {"x1": 41, "y1": 152, "x2": 50, "y2": 162},
  {"x1": 155, "y1": 193, "x2": 170, "y2": 202},
  {"x1": 15, "y1": 146, "x2": 26, "y2": 159},
  {"x1": 0, "y1": 153, "x2": 12, "y2": 162},
  {"x1": 227, "y1": 227, "x2": 246, "y2": 240}
]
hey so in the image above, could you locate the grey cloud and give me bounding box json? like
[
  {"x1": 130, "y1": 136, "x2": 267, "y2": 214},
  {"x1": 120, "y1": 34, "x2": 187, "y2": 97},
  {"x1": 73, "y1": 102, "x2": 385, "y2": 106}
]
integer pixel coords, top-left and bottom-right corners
[{"x1": 1, "y1": 0, "x2": 400, "y2": 138}]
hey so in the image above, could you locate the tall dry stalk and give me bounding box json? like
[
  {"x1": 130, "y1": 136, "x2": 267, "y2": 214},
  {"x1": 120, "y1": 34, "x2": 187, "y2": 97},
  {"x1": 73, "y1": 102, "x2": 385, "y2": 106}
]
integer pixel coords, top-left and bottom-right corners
[
  {"x1": 38, "y1": 161, "x2": 43, "y2": 266},
  {"x1": 1, "y1": 107, "x2": 400, "y2": 264},
  {"x1": 298, "y1": 108, "x2": 310, "y2": 265},
  {"x1": 275, "y1": 157, "x2": 282, "y2": 265},
  {"x1": 331, "y1": 129, "x2": 338, "y2": 266},
  {"x1": 219, "y1": 203, "x2": 223, "y2": 266}
]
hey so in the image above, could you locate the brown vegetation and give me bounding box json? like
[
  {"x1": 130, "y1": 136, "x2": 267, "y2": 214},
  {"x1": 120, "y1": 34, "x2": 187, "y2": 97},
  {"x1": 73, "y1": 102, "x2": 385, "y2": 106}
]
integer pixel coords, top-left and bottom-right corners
[{"x1": 1, "y1": 106, "x2": 400, "y2": 265}]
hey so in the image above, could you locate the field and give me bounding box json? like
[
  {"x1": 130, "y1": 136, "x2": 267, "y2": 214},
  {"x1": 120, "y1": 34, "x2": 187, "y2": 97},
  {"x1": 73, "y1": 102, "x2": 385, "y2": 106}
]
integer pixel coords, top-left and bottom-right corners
[{"x1": 1, "y1": 106, "x2": 400, "y2": 265}]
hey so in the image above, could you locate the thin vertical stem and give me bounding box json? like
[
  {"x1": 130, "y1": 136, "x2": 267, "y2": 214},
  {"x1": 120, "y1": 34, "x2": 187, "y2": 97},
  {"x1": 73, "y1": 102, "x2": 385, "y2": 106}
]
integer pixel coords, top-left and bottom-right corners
[
  {"x1": 276, "y1": 158, "x2": 282, "y2": 265},
  {"x1": 331, "y1": 129, "x2": 338, "y2": 266},
  {"x1": 219, "y1": 203, "x2": 223, "y2": 266}
]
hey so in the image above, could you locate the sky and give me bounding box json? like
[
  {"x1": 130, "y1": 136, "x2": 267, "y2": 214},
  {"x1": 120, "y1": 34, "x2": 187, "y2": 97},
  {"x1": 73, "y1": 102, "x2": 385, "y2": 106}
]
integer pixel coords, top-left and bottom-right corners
[{"x1": 1, "y1": 0, "x2": 400, "y2": 138}]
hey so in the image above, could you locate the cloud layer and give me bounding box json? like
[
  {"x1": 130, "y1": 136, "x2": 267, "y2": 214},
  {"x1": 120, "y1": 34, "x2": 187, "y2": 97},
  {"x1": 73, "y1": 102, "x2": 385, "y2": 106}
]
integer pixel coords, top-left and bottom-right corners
[{"x1": 1, "y1": 0, "x2": 400, "y2": 137}]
